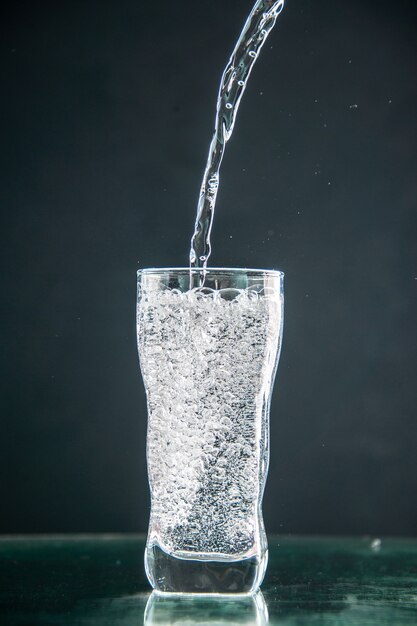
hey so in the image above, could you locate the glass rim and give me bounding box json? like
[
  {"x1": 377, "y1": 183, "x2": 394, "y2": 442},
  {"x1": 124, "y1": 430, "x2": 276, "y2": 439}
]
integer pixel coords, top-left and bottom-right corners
[{"x1": 137, "y1": 266, "x2": 284, "y2": 277}]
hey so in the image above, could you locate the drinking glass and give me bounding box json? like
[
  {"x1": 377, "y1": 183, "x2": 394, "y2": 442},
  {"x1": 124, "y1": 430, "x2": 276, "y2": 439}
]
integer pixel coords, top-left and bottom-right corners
[{"x1": 137, "y1": 268, "x2": 284, "y2": 593}]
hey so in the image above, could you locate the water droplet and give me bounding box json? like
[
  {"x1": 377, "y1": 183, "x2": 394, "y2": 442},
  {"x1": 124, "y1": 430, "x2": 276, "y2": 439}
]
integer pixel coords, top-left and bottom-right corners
[{"x1": 370, "y1": 538, "x2": 381, "y2": 551}]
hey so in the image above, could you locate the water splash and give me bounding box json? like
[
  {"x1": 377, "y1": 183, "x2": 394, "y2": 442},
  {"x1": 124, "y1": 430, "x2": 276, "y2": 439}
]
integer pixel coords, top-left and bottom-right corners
[{"x1": 189, "y1": 0, "x2": 285, "y2": 278}]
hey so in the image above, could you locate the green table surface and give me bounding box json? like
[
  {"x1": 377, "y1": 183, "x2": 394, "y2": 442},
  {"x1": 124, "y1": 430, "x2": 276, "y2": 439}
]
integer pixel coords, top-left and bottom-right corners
[{"x1": 1, "y1": 535, "x2": 416, "y2": 625}]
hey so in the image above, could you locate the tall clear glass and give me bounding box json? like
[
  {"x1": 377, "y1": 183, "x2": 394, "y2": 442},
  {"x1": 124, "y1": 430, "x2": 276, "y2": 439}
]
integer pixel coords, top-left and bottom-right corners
[{"x1": 137, "y1": 268, "x2": 284, "y2": 594}]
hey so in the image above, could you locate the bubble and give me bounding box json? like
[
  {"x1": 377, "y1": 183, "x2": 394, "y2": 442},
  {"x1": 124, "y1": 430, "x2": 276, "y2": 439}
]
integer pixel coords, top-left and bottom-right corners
[{"x1": 138, "y1": 287, "x2": 281, "y2": 555}]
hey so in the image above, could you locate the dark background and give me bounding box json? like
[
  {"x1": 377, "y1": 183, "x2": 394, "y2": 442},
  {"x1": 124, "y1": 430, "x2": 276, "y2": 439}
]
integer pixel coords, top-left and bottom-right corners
[{"x1": 1, "y1": 0, "x2": 416, "y2": 536}]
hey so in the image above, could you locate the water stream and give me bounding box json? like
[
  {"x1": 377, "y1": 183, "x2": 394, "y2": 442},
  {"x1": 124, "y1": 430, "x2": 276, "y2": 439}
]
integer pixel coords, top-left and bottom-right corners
[{"x1": 189, "y1": 0, "x2": 285, "y2": 281}]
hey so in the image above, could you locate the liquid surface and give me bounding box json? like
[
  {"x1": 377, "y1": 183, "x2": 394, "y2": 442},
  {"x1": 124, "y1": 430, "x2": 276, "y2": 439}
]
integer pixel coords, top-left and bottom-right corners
[
  {"x1": 137, "y1": 288, "x2": 282, "y2": 559},
  {"x1": 189, "y1": 0, "x2": 285, "y2": 271}
]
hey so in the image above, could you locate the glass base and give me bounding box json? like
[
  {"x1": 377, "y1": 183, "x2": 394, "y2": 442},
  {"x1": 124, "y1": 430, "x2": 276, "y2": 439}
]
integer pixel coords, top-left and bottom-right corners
[{"x1": 145, "y1": 542, "x2": 268, "y2": 594}]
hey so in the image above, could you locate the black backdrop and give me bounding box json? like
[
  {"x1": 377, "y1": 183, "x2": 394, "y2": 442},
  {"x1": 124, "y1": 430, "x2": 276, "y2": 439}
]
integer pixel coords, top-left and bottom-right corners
[{"x1": 1, "y1": 0, "x2": 416, "y2": 535}]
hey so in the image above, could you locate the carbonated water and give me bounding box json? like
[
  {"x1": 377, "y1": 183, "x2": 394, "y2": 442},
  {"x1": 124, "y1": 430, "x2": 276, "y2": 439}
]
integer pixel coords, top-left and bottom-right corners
[{"x1": 138, "y1": 282, "x2": 283, "y2": 592}]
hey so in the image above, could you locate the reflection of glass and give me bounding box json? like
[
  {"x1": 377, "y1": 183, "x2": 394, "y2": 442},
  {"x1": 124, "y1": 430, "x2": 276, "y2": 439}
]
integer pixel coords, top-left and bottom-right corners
[
  {"x1": 143, "y1": 590, "x2": 269, "y2": 626},
  {"x1": 137, "y1": 268, "x2": 284, "y2": 593}
]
